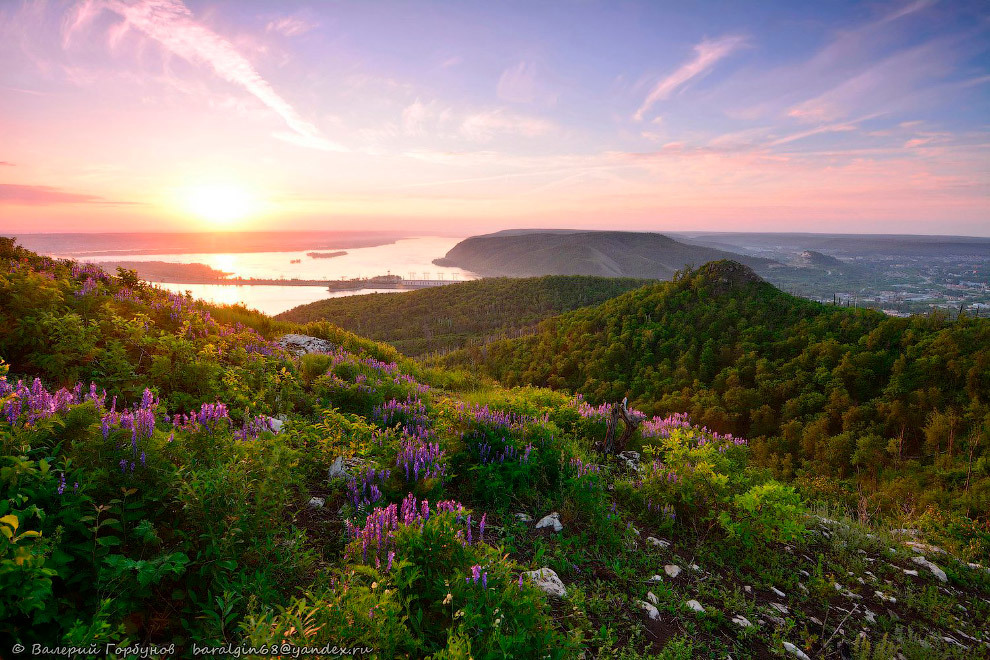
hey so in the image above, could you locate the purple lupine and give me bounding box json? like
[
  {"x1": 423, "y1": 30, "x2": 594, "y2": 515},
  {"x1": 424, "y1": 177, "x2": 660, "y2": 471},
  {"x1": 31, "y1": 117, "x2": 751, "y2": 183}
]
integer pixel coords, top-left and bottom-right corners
[
  {"x1": 57, "y1": 472, "x2": 66, "y2": 495},
  {"x1": 479, "y1": 513, "x2": 486, "y2": 543},
  {"x1": 395, "y1": 437, "x2": 446, "y2": 483}
]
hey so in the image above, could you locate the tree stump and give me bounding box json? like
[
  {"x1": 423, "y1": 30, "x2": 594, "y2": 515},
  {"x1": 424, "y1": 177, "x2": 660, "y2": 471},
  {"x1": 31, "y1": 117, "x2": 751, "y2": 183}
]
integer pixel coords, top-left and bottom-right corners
[{"x1": 603, "y1": 398, "x2": 640, "y2": 455}]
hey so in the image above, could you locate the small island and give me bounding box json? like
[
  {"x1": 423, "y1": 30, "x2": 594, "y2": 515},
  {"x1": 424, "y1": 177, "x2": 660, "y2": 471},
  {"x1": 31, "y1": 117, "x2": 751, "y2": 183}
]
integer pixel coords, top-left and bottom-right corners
[{"x1": 307, "y1": 251, "x2": 347, "y2": 259}]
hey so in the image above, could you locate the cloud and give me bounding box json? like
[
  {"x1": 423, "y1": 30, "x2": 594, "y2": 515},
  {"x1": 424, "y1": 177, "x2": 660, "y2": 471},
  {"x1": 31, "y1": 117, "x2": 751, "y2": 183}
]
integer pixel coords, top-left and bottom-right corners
[
  {"x1": 784, "y1": 39, "x2": 954, "y2": 123},
  {"x1": 265, "y1": 16, "x2": 317, "y2": 38},
  {"x1": 402, "y1": 99, "x2": 453, "y2": 136},
  {"x1": 634, "y1": 35, "x2": 746, "y2": 121},
  {"x1": 879, "y1": 0, "x2": 936, "y2": 25},
  {"x1": 497, "y1": 61, "x2": 556, "y2": 105},
  {"x1": 460, "y1": 110, "x2": 556, "y2": 142},
  {"x1": 0, "y1": 162, "x2": 14, "y2": 167},
  {"x1": 69, "y1": 0, "x2": 343, "y2": 151},
  {"x1": 0, "y1": 184, "x2": 134, "y2": 205}
]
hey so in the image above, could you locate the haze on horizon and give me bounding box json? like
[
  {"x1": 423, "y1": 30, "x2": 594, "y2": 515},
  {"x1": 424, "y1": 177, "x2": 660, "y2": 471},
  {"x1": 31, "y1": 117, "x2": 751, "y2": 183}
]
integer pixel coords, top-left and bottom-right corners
[{"x1": 0, "y1": 0, "x2": 988, "y2": 237}]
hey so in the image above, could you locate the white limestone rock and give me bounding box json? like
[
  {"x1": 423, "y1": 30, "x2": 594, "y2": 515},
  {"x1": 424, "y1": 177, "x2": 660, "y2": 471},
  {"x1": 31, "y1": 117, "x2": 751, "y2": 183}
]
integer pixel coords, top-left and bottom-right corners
[
  {"x1": 307, "y1": 496, "x2": 325, "y2": 509},
  {"x1": 783, "y1": 641, "x2": 811, "y2": 660},
  {"x1": 328, "y1": 456, "x2": 347, "y2": 479},
  {"x1": 731, "y1": 615, "x2": 752, "y2": 628},
  {"x1": 664, "y1": 564, "x2": 682, "y2": 578},
  {"x1": 277, "y1": 333, "x2": 336, "y2": 355},
  {"x1": 637, "y1": 600, "x2": 660, "y2": 620},
  {"x1": 911, "y1": 555, "x2": 948, "y2": 583},
  {"x1": 646, "y1": 537, "x2": 670, "y2": 549},
  {"x1": 685, "y1": 599, "x2": 705, "y2": 613},
  {"x1": 523, "y1": 568, "x2": 567, "y2": 598},
  {"x1": 536, "y1": 512, "x2": 563, "y2": 532}
]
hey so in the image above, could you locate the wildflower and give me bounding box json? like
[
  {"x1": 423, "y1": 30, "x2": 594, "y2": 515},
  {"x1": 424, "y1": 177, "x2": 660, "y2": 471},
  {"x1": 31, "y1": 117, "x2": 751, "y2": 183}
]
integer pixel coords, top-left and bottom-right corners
[
  {"x1": 443, "y1": 592, "x2": 453, "y2": 605},
  {"x1": 57, "y1": 472, "x2": 66, "y2": 495},
  {"x1": 518, "y1": 574, "x2": 524, "y2": 587}
]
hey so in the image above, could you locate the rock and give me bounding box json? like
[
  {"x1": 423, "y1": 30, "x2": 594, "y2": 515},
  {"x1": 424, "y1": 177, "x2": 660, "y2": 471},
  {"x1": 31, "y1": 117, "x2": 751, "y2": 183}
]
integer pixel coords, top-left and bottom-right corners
[
  {"x1": 810, "y1": 616, "x2": 823, "y2": 626},
  {"x1": 766, "y1": 614, "x2": 786, "y2": 626},
  {"x1": 618, "y1": 451, "x2": 641, "y2": 471},
  {"x1": 731, "y1": 615, "x2": 752, "y2": 628},
  {"x1": 770, "y1": 602, "x2": 789, "y2": 615},
  {"x1": 783, "y1": 641, "x2": 811, "y2": 660},
  {"x1": 903, "y1": 569, "x2": 919, "y2": 576},
  {"x1": 798, "y1": 583, "x2": 808, "y2": 594},
  {"x1": 637, "y1": 600, "x2": 660, "y2": 620},
  {"x1": 269, "y1": 417, "x2": 284, "y2": 433},
  {"x1": 307, "y1": 496, "x2": 325, "y2": 509},
  {"x1": 664, "y1": 564, "x2": 682, "y2": 578},
  {"x1": 646, "y1": 591, "x2": 659, "y2": 605},
  {"x1": 911, "y1": 556, "x2": 948, "y2": 583},
  {"x1": 514, "y1": 513, "x2": 533, "y2": 523},
  {"x1": 864, "y1": 609, "x2": 876, "y2": 624},
  {"x1": 689, "y1": 563, "x2": 701, "y2": 571},
  {"x1": 744, "y1": 585, "x2": 753, "y2": 593},
  {"x1": 328, "y1": 456, "x2": 347, "y2": 479},
  {"x1": 536, "y1": 512, "x2": 563, "y2": 533},
  {"x1": 905, "y1": 541, "x2": 945, "y2": 555},
  {"x1": 646, "y1": 574, "x2": 664, "y2": 584},
  {"x1": 277, "y1": 333, "x2": 336, "y2": 355},
  {"x1": 875, "y1": 590, "x2": 896, "y2": 604},
  {"x1": 771, "y1": 586, "x2": 786, "y2": 598},
  {"x1": 646, "y1": 537, "x2": 670, "y2": 549},
  {"x1": 891, "y1": 528, "x2": 919, "y2": 538},
  {"x1": 685, "y1": 599, "x2": 705, "y2": 613},
  {"x1": 629, "y1": 525, "x2": 641, "y2": 536},
  {"x1": 523, "y1": 568, "x2": 567, "y2": 598}
]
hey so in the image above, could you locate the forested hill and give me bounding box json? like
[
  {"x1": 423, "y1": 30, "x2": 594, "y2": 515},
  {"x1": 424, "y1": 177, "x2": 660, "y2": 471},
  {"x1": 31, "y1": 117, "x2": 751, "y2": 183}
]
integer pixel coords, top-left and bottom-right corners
[
  {"x1": 432, "y1": 230, "x2": 774, "y2": 277},
  {"x1": 442, "y1": 260, "x2": 990, "y2": 515},
  {"x1": 2, "y1": 240, "x2": 990, "y2": 656},
  {"x1": 277, "y1": 275, "x2": 652, "y2": 356}
]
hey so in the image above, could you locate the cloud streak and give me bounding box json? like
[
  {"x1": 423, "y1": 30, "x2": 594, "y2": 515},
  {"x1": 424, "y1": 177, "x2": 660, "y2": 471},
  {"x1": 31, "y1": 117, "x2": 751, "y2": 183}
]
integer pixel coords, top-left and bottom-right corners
[
  {"x1": 0, "y1": 183, "x2": 135, "y2": 205},
  {"x1": 71, "y1": 0, "x2": 343, "y2": 151},
  {"x1": 634, "y1": 35, "x2": 745, "y2": 121}
]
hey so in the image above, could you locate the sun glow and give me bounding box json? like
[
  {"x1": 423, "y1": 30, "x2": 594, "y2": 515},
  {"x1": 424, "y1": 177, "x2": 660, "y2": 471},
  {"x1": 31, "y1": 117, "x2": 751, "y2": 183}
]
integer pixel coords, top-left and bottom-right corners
[{"x1": 183, "y1": 184, "x2": 255, "y2": 226}]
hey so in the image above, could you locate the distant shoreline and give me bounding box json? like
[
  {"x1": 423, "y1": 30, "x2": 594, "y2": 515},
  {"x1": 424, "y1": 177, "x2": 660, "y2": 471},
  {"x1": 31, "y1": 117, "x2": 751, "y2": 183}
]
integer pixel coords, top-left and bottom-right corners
[{"x1": 11, "y1": 231, "x2": 409, "y2": 257}]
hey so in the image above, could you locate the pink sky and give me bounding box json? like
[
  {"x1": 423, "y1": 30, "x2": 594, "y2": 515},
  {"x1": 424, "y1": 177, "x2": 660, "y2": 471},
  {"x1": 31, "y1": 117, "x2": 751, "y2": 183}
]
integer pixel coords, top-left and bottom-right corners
[{"x1": 0, "y1": 0, "x2": 987, "y2": 236}]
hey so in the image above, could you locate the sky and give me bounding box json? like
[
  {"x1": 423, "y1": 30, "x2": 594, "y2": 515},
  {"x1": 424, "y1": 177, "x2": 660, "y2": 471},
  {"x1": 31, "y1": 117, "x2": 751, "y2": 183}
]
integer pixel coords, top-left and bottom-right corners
[{"x1": 0, "y1": 0, "x2": 988, "y2": 236}]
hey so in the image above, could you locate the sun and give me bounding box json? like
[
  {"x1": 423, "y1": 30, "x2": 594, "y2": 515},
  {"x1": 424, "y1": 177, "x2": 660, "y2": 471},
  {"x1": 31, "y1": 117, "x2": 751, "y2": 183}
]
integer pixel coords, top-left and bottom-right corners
[{"x1": 183, "y1": 184, "x2": 255, "y2": 226}]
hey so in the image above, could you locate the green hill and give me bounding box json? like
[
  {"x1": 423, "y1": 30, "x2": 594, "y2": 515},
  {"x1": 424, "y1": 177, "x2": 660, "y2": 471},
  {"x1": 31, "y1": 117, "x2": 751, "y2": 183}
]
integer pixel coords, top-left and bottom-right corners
[
  {"x1": 442, "y1": 260, "x2": 990, "y2": 515},
  {"x1": 432, "y1": 230, "x2": 775, "y2": 278},
  {"x1": 277, "y1": 275, "x2": 652, "y2": 356},
  {"x1": 1, "y1": 239, "x2": 988, "y2": 657}
]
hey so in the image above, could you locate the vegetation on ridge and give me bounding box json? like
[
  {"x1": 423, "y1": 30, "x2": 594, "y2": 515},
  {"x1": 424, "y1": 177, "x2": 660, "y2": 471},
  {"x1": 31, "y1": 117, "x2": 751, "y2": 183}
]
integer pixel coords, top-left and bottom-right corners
[
  {"x1": 277, "y1": 275, "x2": 652, "y2": 357},
  {"x1": 440, "y1": 261, "x2": 990, "y2": 520},
  {"x1": 1, "y1": 239, "x2": 988, "y2": 658}
]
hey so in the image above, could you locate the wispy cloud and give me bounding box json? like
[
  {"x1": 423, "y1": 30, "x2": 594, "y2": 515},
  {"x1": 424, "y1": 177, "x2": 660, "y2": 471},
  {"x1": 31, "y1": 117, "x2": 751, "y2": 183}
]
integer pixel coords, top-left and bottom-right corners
[
  {"x1": 402, "y1": 99, "x2": 453, "y2": 136},
  {"x1": 460, "y1": 109, "x2": 556, "y2": 142},
  {"x1": 0, "y1": 162, "x2": 14, "y2": 167},
  {"x1": 0, "y1": 183, "x2": 135, "y2": 205},
  {"x1": 68, "y1": 0, "x2": 343, "y2": 151},
  {"x1": 497, "y1": 61, "x2": 557, "y2": 105},
  {"x1": 265, "y1": 16, "x2": 317, "y2": 38},
  {"x1": 634, "y1": 35, "x2": 746, "y2": 121}
]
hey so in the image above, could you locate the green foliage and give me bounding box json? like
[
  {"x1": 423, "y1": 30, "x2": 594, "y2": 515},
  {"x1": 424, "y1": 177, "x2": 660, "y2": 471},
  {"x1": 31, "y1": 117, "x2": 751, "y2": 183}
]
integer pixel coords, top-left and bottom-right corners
[
  {"x1": 1, "y1": 240, "x2": 988, "y2": 657},
  {"x1": 444, "y1": 261, "x2": 990, "y2": 517},
  {"x1": 278, "y1": 275, "x2": 652, "y2": 357},
  {"x1": 719, "y1": 481, "x2": 806, "y2": 548}
]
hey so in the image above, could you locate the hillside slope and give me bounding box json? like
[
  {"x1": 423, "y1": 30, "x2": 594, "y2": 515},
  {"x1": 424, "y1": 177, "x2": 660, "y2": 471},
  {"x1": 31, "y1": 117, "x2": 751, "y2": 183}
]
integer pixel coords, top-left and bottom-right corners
[
  {"x1": 433, "y1": 230, "x2": 774, "y2": 278},
  {"x1": 441, "y1": 261, "x2": 990, "y2": 515},
  {"x1": 277, "y1": 275, "x2": 652, "y2": 356},
  {"x1": 2, "y1": 240, "x2": 988, "y2": 658}
]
